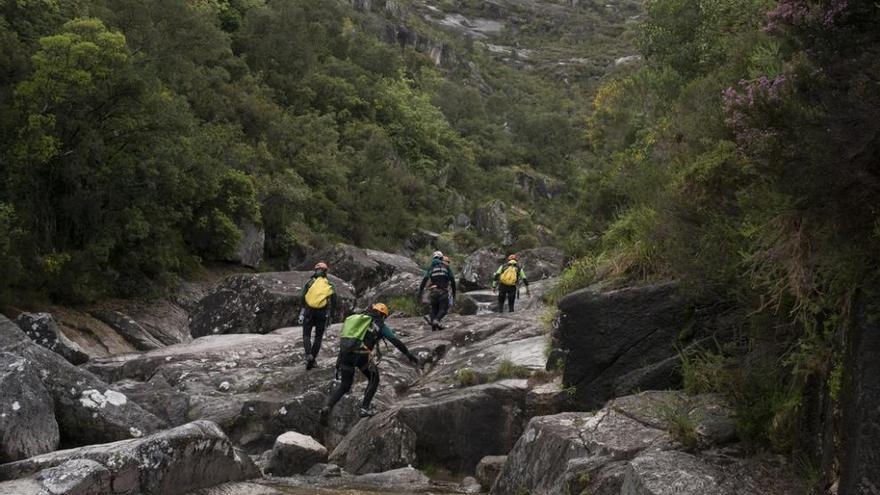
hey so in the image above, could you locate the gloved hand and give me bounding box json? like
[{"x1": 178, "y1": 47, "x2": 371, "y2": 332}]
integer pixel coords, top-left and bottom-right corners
[{"x1": 297, "y1": 309, "x2": 305, "y2": 325}]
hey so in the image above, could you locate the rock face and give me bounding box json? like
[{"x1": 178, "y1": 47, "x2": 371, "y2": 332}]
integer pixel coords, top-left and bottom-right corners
[
  {"x1": 0, "y1": 352, "x2": 60, "y2": 463},
  {"x1": 840, "y1": 282, "x2": 880, "y2": 494},
  {"x1": 330, "y1": 380, "x2": 530, "y2": 475},
  {"x1": 360, "y1": 272, "x2": 477, "y2": 316},
  {"x1": 265, "y1": 431, "x2": 328, "y2": 476},
  {"x1": 85, "y1": 288, "x2": 553, "y2": 463},
  {"x1": 297, "y1": 243, "x2": 420, "y2": 296},
  {"x1": 460, "y1": 247, "x2": 504, "y2": 291},
  {"x1": 0, "y1": 420, "x2": 258, "y2": 495},
  {"x1": 491, "y1": 391, "x2": 799, "y2": 495},
  {"x1": 476, "y1": 455, "x2": 507, "y2": 490},
  {"x1": 230, "y1": 221, "x2": 265, "y2": 269},
  {"x1": 14, "y1": 312, "x2": 89, "y2": 364},
  {"x1": 0, "y1": 315, "x2": 166, "y2": 448},
  {"x1": 473, "y1": 200, "x2": 513, "y2": 246},
  {"x1": 189, "y1": 271, "x2": 355, "y2": 337},
  {"x1": 516, "y1": 247, "x2": 565, "y2": 281},
  {"x1": 555, "y1": 282, "x2": 735, "y2": 409}
]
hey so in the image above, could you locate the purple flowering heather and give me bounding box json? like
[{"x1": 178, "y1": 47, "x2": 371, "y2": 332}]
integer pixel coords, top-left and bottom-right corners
[
  {"x1": 765, "y1": 0, "x2": 850, "y2": 31},
  {"x1": 722, "y1": 75, "x2": 790, "y2": 145}
]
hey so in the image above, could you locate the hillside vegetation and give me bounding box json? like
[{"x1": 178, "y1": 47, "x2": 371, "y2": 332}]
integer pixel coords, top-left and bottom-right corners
[
  {"x1": 0, "y1": 0, "x2": 639, "y2": 303},
  {"x1": 550, "y1": 0, "x2": 880, "y2": 469}
]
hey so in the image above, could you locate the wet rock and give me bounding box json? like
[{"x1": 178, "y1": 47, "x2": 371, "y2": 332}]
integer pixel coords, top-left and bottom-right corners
[
  {"x1": 265, "y1": 431, "x2": 328, "y2": 476},
  {"x1": 14, "y1": 312, "x2": 89, "y2": 364},
  {"x1": 0, "y1": 352, "x2": 59, "y2": 463},
  {"x1": 473, "y1": 200, "x2": 513, "y2": 246},
  {"x1": 296, "y1": 243, "x2": 419, "y2": 295},
  {"x1": 476, "y1": 455, "x2": 507, "y2": 490},
  {"x1": 0, "y1": 315, "x2": 166, "y2": 448},
  {"x1": 556, "y1": 282, "x2": 735, "y2": 409},
  {"x1": 189, "y1": 271, "x2": 355, "y2": 337},
  {"x1": 0, "y1": 420, "x2": 258, "y2": 494},
  {"x1": 460, "y1": 247, "x2": 504, "y2": 291}
]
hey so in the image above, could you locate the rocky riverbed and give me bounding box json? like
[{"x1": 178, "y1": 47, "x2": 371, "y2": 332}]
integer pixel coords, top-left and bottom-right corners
[{"x1": 0, "y1": 244, "x2": 809, "y2": 494}]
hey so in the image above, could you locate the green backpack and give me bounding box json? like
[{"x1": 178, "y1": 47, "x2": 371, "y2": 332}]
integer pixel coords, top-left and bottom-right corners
[{"x1": 340, "y1": 314, "x2": 374, "y2": 341}]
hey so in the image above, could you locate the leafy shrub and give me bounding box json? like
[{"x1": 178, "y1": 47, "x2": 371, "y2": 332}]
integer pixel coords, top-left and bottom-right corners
[{"x1": 456, "y1": 368, "x2": 480, "y2": 387}]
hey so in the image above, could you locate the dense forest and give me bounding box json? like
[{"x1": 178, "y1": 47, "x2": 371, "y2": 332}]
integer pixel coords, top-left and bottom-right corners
[
  {"x1": 0, "y1": 0, "x2": 595, "y2": 302},
  {"x1": 1, "y1": 0, "x2": 878, "y2": 476}
]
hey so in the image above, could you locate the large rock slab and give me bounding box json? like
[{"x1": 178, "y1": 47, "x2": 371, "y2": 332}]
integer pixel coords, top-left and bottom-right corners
[
  {"x1": 459, "y1": 247, "x2": 503, "y2": 291},
  {"x1": 0, "y1": 352, "x2": 59, "y2": 463},
  {"x1": 621, "y1": 450, "x2": 725, "y2": 495},
  {"x1": 189, "y1": 272, "x2": 355, "y2": 337},
  {"x1": 516, "y1": 247, "x2": 565, "y2": 281},
  {"x1": 88, "y1": 296, "x2": 193, "y2": 350},
  {"x1": 0, "y1": 420, "x2": 258, "y2": 494},
  {"x1": 491, "y1": 410, "x2": 670, "y2": 495},
  {"x1": 0, "y1": 315, "x2": 165, "y2": 448},
  {"x1": 265, "y1": 431, "x2": 328, "y2": 476},
  {"x1": 473, "y1": 200, "x2": 512, "y2": 246},
  {"x1": 555, "y1": 282, "x2": 735, "y2": 409},
  {"x1": 14, "y1": 312, "x2": 89, "y2": 364},
  {"x1": 228, "y1": 221, "x2": 265, "y2": 269},
  {"x1": 296, "y1": 243, "x2": 420, "y2": 295},
  {"x1": 34, "y1": 306, "x2": 138, "y2": 359},
  {"x1": 330, "y1": 380, "x2": 530, "y2": 475}
]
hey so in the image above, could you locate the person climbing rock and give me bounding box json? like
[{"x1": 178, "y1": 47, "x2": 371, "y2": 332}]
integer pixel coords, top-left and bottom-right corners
[
  {"x1": 299, "y1": 262, "x2": 338, "y2": 370},
  {"x1": 319, "y1": 303, "x2": 420, "y2": 422},
  {"x1": 492, "y1": 254, "x2": 530, "y2": 313},
  {"x1": 417, "y1": 251, "x2": 457, "y2": 331}
]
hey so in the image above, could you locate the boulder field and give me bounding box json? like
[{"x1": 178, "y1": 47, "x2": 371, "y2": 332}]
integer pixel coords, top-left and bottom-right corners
[{"x1": 0, "y1": 245, "x2": 813, "y2": 494}]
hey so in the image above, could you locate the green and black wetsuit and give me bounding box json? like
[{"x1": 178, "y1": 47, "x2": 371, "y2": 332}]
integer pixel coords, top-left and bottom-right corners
[{"x1": 324, "y1": 312, "x2": 418, "y2": 412}]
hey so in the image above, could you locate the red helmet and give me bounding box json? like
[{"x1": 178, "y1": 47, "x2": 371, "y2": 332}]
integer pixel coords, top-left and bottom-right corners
[
  {"x1": 507, "y1": 254, "x2": 517, "y2": 261},
  {"x1": 314, "y1": 262, "x2": 329, "y2": 271}
]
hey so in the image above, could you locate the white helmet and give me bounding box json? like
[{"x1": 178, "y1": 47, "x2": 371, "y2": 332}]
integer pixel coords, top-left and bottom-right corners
[{"x1": 432, "y1": 250, "x2": 443, "y2": 259}]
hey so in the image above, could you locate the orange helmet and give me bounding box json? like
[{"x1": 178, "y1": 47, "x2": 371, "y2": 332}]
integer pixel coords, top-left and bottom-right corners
[
  {"x1": 507, "y1": 254, "x2": 517, "y2": 261},
  {"x1": 371, "y1": 303, "x2": 389, "y2": 317},
  {"x1": 314, "y1": 262, "x2": 329, "y2": 271}
]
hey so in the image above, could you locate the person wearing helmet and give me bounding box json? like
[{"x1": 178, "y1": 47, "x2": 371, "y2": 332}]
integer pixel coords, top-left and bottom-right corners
[
  {"x1": 320, "y1": 302, "x2": 421, "y2": 421},
  {"x1": 299, "y1": 262, "x2": 338, "y2": 370},
  {"x1": 417, "y1": 251, "x2": 456, "y2": 331},
  {"x1": 492, "y1": 254, "x2": 530, "y2": 313}
]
